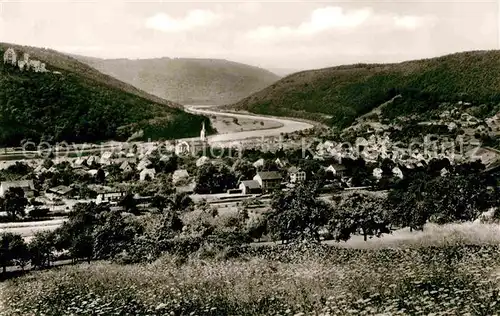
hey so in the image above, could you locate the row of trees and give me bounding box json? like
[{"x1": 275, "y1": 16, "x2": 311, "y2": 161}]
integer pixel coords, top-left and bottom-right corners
[{"x1": 266, "y1": 163, "x2": 499, "y2": 243}]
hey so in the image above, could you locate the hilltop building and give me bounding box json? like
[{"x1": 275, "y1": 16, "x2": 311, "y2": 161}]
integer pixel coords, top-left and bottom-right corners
[
  {"x1": 3, "y1": 48, "x2": 48, "y2": 73},
  {"x1": 3, "y1": 48, "x2": 17, "y2": 65}
]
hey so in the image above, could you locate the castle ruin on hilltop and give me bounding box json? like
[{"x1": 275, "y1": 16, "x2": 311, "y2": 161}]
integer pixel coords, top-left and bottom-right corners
[{"x1": 3, "y1": 47, "x2": 48, "y2": 73}]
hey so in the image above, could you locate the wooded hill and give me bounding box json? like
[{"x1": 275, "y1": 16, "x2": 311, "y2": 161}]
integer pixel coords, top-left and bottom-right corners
[
  {"x1": 230, "y1": 51, "x2": 500, "y2": 129},
  {"x1": 0, "y1": 43, "x2": 212, "y2": 146},
  {"x1": 76, "y1": 56, "x2": 280, "y2": 105}
]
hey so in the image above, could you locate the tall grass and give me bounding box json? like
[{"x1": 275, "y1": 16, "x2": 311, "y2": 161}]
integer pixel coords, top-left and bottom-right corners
[{"x1": 4, "y1": 243, "x2": 500, "y2": 315}]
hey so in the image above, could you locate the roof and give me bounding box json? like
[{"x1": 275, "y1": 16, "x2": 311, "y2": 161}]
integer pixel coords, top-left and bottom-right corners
[
  {"x1": 326, "y1": 164, "x2": 347, "y2": 171},
  {"x1": 287, "y1": 166, "x2": 303, "y2": 173},
  {"x1": 240, "y1": 180, "x2": 261, "y2": 190},
  {"x1": 119, "y1": 160, "x2": 132, "y2": 170},
  {"x1": 0, "y1": 180, "x2": 35, "y2": 191},
  {"x1": 484, "y1": 159, "x2": 500, "y2": 174},
  {"x1": 173, "y1": 169, "x2": 189, "y2": 177},
  {"x1": 140, "y1": 168, "x2": 156, "y2": 175},
  {"x1": 253, "y1": 159, "x2": 265, "y2": 167},
  {"x1": 256, "y1": 171, "x2": 282, "y2": 180},
  {"x1": 48, "y1": 185, "x2": 73, "y2": 195}
]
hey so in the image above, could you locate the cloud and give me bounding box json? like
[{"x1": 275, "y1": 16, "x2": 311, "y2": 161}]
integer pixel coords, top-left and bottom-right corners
[
  {"x1": 394, "y1": 16, "x2": 425, "y2": 30},
  {"x1": 301, "y1": 7, "x2": 372, "y2": 33},
  {"x1": 145, "y1": 9, "x2": 221, "y2": 33},
  {"x1": 247, "y1": 6, "x2": 433, "y2": 41},
  {"x1": 247, "y1": 6, "x2": 372, "y2": 40}
]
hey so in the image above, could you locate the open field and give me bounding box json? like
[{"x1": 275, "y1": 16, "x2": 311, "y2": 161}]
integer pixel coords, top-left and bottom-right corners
[
  {"x1": 3, "y1": 238, "x2": 500, "y2": 315},
  {"x1": 209, "y1": 114, "x2": 283, "y2": 134}
]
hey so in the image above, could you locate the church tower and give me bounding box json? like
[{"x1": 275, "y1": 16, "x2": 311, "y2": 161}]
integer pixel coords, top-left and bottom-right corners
[{"x1": 200, "y1": 122, "x2": 206, "y2": 142}]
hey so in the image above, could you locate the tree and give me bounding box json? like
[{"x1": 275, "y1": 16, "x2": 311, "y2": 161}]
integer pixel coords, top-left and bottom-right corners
[
  {"x1": 426, "y1": 172, "x2": 491, "y2": 224},
  {"x1": 170, "y1": 192, "x2": 194, "y2": 213},
  {"x1": 2, "y1": 187, "x2": 28, "y2": 220},
  {"x1": 232, "y1": 159, "x2": 256, "y2": 181},
  {"x1": 0, "y1": 232, "x2": 29, "y2": 274},
  {"x1": 29, "y1": 230, "x2": 56, "y2": 268},
  {"x1": 389, "y1": 171, "x2": 432, "y2": 230},
  {"x1": 387, "y1": 165, "x2": 492, "y2": 229},
  {"x1": 151, "y1": 194, "x2": 168, "y2": 213},
  {"x1": 267, "y1": 184, "x2": 331, "y2": 243},
  {"x1": 149, "y1": 213, "x2": 184, "y2": 243},
  {"x1": 119, "y1": 192, "x2": 138, "y2": 215},
  {"x1": 246, "y1": 215, "x2": 268, "y2": 242},
  {"x1": 96, "y1": 168, "x2": 106, "y2": 184},
  {"x1": 194, "y1": 163, "x2": 237, "y2": 194},
  {"x1": 329, "y1": 192, "x2": 390, "y2": 242},
  {"x1": 92, "y1": 209, "x2": 142, "y2": 260}
]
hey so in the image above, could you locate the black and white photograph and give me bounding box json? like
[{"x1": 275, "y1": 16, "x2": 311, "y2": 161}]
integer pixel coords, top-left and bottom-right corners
[{"x1": 0, "y1": 0, "x2": 499, "y2": 315}]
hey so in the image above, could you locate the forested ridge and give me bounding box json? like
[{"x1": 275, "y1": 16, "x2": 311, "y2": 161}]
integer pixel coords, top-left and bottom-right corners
[
  {"x1": 231, "y1": 50, "x2": 500, "y2": 128},
  {"x1": 0, "y1": 45, "x2": 212, "y2": 146}
]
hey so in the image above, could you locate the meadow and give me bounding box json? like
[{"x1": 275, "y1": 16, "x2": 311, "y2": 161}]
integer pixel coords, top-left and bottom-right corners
[{"x1": 3, "y1": 231, "x2": 500, "y2": 315}]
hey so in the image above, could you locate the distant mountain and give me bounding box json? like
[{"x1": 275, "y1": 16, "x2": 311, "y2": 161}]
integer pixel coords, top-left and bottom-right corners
[
  {"x1": 230, "y1": 51, "x2": 500, "y2": 129},
  {"x1": 0, "y1": 43, "x2": 212, "y2": 146},
  {"x1": 75, "y1": 56, "x2": 280, "y2": 105},
  {"x1": 267, "y1": 68, "x2": 302, "y2": 77}
]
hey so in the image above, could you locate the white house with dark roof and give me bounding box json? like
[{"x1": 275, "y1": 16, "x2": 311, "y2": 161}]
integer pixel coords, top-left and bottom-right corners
[
  {"x1": 140, "y1": 168, "x2": 156, "y2": 181},
  {"x1": 137, "y1": 158, "x2": 152, "y2": 171},
  {"x1": 253, "y1": 171, "x2": 282, "y2": 193},
  {"x1": 239, "y1": 180, "x2": 262, "y2": 195},
  {"x1": 288, "y1": 166, "x2": 306, "y2": 183}
]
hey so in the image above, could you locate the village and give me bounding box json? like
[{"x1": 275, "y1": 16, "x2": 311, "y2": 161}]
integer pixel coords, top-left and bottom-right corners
[{"x1": 0, "y1": 115, "x2": 498, "y2": 241}]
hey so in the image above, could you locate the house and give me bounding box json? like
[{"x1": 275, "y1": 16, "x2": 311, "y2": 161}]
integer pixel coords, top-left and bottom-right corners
[
  {"x1": 86, "y1": 155, "x2": 99, "y2": 166},
  {"x1": 172, "y1": 169, "x2": 190, "y2": 184},
  {"x1": 253, "y1": 171, "x2": 282, "y2": 193},
  {"x1": 48, "y1": 185, "x2": 73, "y2": 197},
  {"x1": 96, "y1": 188, "x2": 126, "y2": 204},
  {"x1": 440, "y1": 168, "x2": 450, "y2": 177},
  {"x1": 253, "y1": 158, "x2": 265, "y2": 168},
  {"x1": 392, "y1": 167, "x2": 404, "y2": 179},
  {"x1": 175, "y1": 142, "x2": 190, "y2": 155},
  {"x1": 119, "y1": 161, "x2": 133, "y2": 173},
  {"x1": 140, "y1": 168, "x2": 156, "y2": 181},
  {"x1": 196, "y1": 156, "x2": 210, "y2": 167},
  {"x1": 372, "y1": 168, "x2": 383, "y2": 180},
  {"x1": 325, "y1": 164, "x2": 347, "y2": 177},
  {"x1": 275, "y1": 158, "x2": 288, "y2": 168},
  {"x1": 34, "y1": 165, "x2": 48, "y2": 174},
  {"x1": 0, "y1": 180, "x2": 35, "y2": 198},
  {"x1": 100, "y1": 151, "x2": 113, "y2": 165},
  {"x1": 288, "y1": 167, "x2": 306, "y2": 183},
  {"x1": 137, "y1": 158, "x2": 152, "y2": 171},
  {"x1": 73, "y1": 156, "x2": 86, "y2": 167},
  {"x1": 239, "y1": 180, "x2": 262, "y2": 195}
]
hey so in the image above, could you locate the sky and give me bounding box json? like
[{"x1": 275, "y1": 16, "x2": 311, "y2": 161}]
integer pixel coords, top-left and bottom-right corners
[{"x1": 0, "y1": 0, "x2": 498, "y2": 70}]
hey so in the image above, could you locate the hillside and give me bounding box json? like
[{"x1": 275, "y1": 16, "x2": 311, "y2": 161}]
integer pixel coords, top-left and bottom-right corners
[
  {"x1": 75, "y1": 56, "x2": 280, "y2": 105},
  {"x1": 0, "y1": 44, "x2": 212, "y2": 146},
  {"x1": 230, "y1": 51, "x2": 500, "y2": 129}
]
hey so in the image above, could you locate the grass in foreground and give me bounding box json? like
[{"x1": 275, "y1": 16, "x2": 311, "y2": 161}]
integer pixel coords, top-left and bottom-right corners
[{"x1": 3, "y1": 242, "x2": 500, "y2": 316}]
